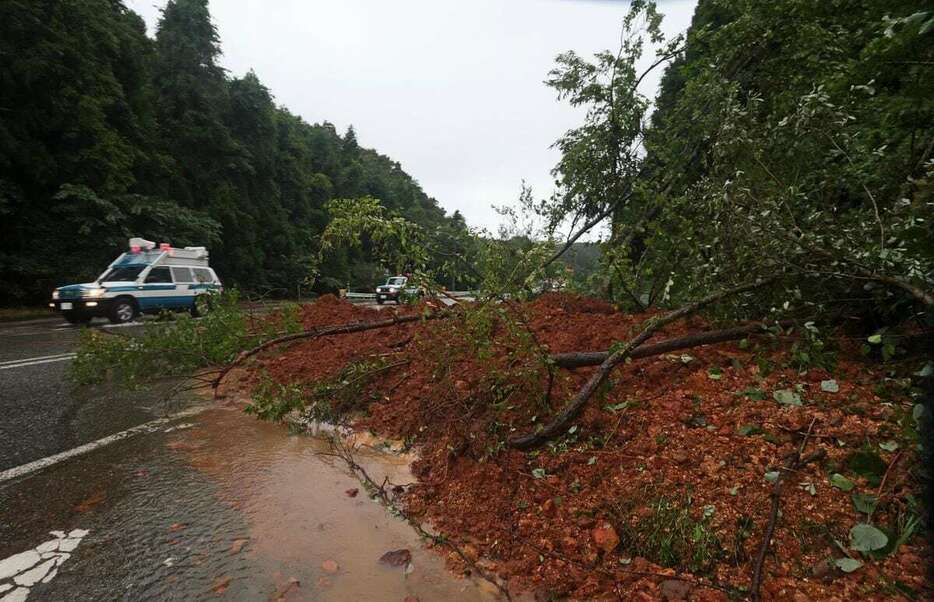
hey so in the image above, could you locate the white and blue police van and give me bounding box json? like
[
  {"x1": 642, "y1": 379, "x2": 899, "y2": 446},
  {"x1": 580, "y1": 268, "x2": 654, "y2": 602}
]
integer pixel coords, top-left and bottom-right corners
[{"x1": 50, "y1": 238, "x2": 222, "y2": 325}]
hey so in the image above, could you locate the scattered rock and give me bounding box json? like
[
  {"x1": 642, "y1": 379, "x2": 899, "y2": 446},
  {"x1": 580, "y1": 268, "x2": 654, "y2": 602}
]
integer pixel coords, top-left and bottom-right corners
[
  {"x1": 591, "y1": 522, "x2": 619, "y2": 554},
  {"x1": 345, "y1": 488, "x2": 359, "y2": 498},
  {"x1": 211, "y1": 575, "x2": 231, "y2": 594},
  {"x1": 315, "y1": 576, "x2": 332, "y2": 588},
  {"x1": 461, "y1": 543, "x2": 480, "y2": 562},
  {"x1": 74, "y1": 491, "x2": 106, "y2": 513},
  {"x1": 168, "y1": 523, "x2": 186, "y2": 533},
  {"x1": 270, "y1": 577, "x2": 300, "y2": 601},
  {"x1": 659, "y1": 578, "x2": 692, "y2": 601},
  {"x1": 321, "y1": 559, "x2": 339, "y2": 574},
  {"x1": 229, "y1": 539, "x2": 248, "y2": 554},
  {"x1": 379, "y1": 549, "x2": 412, "y2": 567}
]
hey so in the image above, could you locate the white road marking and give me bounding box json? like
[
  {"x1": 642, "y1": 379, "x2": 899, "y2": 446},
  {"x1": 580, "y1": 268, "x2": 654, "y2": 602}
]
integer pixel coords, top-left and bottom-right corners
[
  {"x1": 0, "y1": 353, "x2": 74, "y2": 367},
  {"x1": 0, "y1": 530, "x2": 87, "y2": 599},
  {"x1": 0, "y1": 355, "x2": 76, "y2": 371},
  {"x1": 0, "y1": 406, "x2": 206, "y2": 484}
]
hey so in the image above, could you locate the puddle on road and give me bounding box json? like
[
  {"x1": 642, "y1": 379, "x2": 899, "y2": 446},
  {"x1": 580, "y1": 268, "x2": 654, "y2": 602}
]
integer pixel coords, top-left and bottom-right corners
[{"x1": 165, "y1": 407, "x2": 498, "y2": 601}]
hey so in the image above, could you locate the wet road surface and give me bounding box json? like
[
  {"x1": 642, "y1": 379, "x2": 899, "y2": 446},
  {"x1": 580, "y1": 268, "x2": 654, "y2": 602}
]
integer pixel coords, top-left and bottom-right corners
[{"x1": 0, "y1": 315, "x2": 497, "y2": 601}]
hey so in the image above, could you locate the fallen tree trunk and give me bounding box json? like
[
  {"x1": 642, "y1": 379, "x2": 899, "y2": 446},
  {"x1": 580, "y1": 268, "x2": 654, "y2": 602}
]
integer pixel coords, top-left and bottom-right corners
[
  {"x1": 508, "y1": 278, "x2": 774, "y2": 450},
  {"x1": 211, "y1": 310, "x2": 448, "y2": 395},
  {"x1": 549, "y1": 321, "x2": 792, "y2": 369}
]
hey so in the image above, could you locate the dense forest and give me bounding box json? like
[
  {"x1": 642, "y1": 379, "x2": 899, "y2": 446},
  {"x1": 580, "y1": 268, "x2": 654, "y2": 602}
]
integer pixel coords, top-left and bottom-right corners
[
  {"x1": 0, "y1": 0, "x2": 465, "y2": 305},
  {"x1": 537, "y1": 0, "x2": 932, "y2": 331}
]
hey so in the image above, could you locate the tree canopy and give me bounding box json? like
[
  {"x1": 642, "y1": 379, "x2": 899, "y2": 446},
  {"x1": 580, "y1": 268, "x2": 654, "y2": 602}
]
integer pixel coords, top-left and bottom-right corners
[{"x1": 0, "y1": 0, "x2": 462, "y2": 304}]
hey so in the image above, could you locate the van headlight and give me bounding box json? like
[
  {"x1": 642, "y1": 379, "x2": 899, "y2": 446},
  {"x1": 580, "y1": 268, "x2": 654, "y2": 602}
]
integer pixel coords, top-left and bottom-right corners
[
  {"x1": 52, "y1": 290, "x2": 60, "y2": 300},
  {"x1": 85, "y1": 288, "x2": 106, "y2": 298},
  {"x1": 389, "y1": 287, "x2": 398, "y2": 292}
]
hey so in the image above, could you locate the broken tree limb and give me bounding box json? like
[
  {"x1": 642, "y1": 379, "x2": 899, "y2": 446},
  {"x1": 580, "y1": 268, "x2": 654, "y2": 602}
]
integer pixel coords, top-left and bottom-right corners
[
  {"x1": 508, "y1": 278, "x2": 775, "y2": 450},
  {"x1": 750, "y1": 417, "x2": 825, "y2": 602},
  {"x1": 549, "y1": 320, "x2": 794, "y2": 369},
  {"x1": 211, "y1": 310, "x2": 449, "y2": 395}
]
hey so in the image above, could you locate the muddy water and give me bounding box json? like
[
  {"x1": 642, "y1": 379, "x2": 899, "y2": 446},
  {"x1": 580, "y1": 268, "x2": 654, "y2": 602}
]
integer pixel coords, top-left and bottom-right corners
[
  {"x1": 171, "y1": 408, "x2": 496, "y2": 601},
  {"x1": 1, "y1": 406, "x2": 497, "y2": 601}
]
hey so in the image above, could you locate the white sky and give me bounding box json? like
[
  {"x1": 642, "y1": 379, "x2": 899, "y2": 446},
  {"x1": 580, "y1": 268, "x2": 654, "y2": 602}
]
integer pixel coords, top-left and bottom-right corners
[{"x1": 126, "y1": 0, "x2": 696, "y2": 235}]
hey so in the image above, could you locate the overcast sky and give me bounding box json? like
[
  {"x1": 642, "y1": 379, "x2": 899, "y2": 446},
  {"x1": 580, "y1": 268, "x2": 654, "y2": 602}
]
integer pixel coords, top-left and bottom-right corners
[{"x1": 126, "y1": 0, "x2": 696, "y2": 236}]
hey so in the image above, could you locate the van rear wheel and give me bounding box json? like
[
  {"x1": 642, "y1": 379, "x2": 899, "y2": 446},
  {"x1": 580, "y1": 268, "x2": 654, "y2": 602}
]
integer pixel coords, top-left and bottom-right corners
[{"x1": 109, "y1": 299, "x2": 137, "y2": 324}]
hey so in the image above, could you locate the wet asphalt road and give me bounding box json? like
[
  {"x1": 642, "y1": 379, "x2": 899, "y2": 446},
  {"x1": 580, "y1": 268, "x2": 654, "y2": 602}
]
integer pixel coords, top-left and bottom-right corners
[
  {"x1": 0, "y1": 308, "x2": 496, "y2": 602},
  {"x1": 0, "y1": 317, "x2": 187, "y2": 472}
]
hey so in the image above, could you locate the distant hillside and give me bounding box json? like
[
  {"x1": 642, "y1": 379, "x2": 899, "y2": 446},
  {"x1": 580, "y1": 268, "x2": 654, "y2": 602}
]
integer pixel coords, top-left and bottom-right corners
[{"x1": 0, "y1": 0, "x2": 464, "y2": 304}]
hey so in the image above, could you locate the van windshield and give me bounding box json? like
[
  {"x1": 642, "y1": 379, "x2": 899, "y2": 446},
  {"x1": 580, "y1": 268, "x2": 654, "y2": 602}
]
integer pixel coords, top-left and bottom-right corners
[
  {"x1": 99, "y1": 266, "x2": 145, "y2": 282},
  {"x1": 387, "y1": 277, "x2": 406, "y2": 286}
]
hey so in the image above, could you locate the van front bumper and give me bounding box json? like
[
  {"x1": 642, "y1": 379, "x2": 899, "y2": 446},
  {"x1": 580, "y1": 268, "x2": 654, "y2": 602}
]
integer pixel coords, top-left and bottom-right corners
[{"x1": 49, "y1": 299, "x2": 111, "y2": 316}]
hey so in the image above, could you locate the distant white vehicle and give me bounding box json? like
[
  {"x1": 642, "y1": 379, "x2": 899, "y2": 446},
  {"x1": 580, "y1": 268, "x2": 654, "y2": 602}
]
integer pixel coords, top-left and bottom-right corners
[
  {"x1": 49, "y1": 238, "x2": 222, "y2": 324},
  {"x1": 374, "y1": 275, "x2": 423, "y2": 305}
]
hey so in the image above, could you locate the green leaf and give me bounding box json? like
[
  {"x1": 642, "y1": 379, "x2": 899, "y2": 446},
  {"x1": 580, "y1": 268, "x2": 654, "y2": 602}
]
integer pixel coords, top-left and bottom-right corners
[
  {"x1": 867, "y1": 334, "x2": 883, "y2": 345},
  {"x1": 850, "y1": 523, "x2": 888, "y2": 552},
  {"x1": 914, "y1": 362, "x2": 933, "y2": 378},
  {"x1": 568, "y1": 425, "x2": 578, "y2": 435},
  {"x1": 834, "y1": 557, "x2": 863, "y2": 573},
  {"x1": 729, "y1": 485, "x2": 739, "y2": 496},
  {"x1": 764, "y1": 471, "x2": 780, "y2": 483},
  {"x1": 737, "y1": 424, "x2": 762, "y2": 436},
  {"x1": 740, "y1": 388, "x2": 767, "y2": 401},
  {"x1": 820, "y1": 379, "x2": 839, "y2": 393},
  {"x1": 830, "y1": 473, "x2": 855, "y2": 491},
  {"x1": 587, "y1": 456, "x2": 597, "y2": 465},
  {"x1": 773, "y1": 389, "x2": 803, "y2": 406},
  {"x1": 707, "y1": 367, "x2": 722, "y2": 380},
  {"x1": 879, "y1": 440, "x2": 898, "y2": 452},
  {"x1": 531, "y1": 468, "x2": 546, "y2": 479},
  {"x1": 604, "y1": 401, "x2": 630, "y2": 413},
  {"x1": 852, "y1": 492, "x2": 878, "y2": 515}
]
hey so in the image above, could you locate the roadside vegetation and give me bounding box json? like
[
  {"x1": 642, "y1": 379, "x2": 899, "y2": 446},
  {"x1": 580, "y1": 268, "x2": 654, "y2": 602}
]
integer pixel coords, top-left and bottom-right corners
[{"x1": 66, "y1": 0, "x2": 931, "y2": 599}]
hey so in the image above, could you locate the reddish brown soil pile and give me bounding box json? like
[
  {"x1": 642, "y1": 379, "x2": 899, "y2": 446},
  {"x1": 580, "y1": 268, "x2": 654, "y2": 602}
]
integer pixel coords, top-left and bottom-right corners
[{"x1": 243, "y1": 294, "x2": 927, "y2": 600}]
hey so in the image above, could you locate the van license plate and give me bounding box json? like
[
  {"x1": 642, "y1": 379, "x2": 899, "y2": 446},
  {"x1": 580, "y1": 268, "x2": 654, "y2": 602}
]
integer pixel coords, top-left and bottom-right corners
[{"x1": 61, "y1": 302, "x2": 73, "y2": 310}]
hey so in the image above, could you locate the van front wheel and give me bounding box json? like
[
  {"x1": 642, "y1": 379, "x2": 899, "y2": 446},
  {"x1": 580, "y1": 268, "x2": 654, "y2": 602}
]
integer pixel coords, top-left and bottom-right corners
[{"x1": 109, "y1": 299, "x2": 137, "y2": 324}]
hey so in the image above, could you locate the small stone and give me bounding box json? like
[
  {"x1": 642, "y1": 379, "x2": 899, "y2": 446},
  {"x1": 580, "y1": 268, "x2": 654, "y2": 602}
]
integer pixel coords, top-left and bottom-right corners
[
  {"x1": 461, "y1": 543, "x2": 480, "y2": 562},
  {"x1": 541, "y1": 499, "x2": 556, "y2": 517},
  {"x1": 67, "y1": 529, "x2": 89, "y2": 539},
  {"x1": 0, "y1": 550, "x2": 41, "y2": 581},
  {"x1": 41, "y1": 567, "x2": 58, "y2": 584},
  {"x1": 230, "y1": 539, "x2": 248, "y2": 554},
  {"x1": 321, "y1": 559, "x2": 339, "y2": 573},
  {"x1": 48, "y1": 531, "x2": 66, "y2": 539},
  {"x1": 379, "y1": 549, "x2": 412, "y2": 567},
  {"x1": 345, "y1": 488, "x2": 359, "y2": 498},
  {"x1": 13, "y1": 558, "x2": 56, "y2": 587},
  {"x1": 659, "y1": 578, "x2": 692, "y2": 601},
  {"x1": 591, "y1": 522, "x2": 619, "y2": 554},
  {"x1": 211, "y1": 575, "x2": 231, "y2": 594}
]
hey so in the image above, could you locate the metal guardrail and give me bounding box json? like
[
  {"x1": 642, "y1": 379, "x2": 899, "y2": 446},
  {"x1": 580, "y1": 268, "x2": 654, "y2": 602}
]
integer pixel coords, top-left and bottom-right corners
[{"x1": 342, "y1": 290, "x2": 476, "y2": 302}]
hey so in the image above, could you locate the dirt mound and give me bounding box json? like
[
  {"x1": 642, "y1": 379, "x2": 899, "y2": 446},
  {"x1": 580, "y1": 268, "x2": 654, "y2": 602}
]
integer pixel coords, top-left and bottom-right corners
[
  {"x1": 240, "y1": 294, "x2": 926, "y2": 600},
  {"x1": 299, "y1": 294, "x2": 383, "y2": 329}
]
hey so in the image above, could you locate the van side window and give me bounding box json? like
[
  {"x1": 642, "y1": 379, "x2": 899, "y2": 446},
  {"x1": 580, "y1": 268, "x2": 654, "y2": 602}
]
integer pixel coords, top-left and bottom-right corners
[
  {"x1": 193, "y1": 268, "x2": 213, "y2": 283},
  {"x1": 171, "y1": 267, "x2": 194, "y2": 282},
  {"x1": 145, "y1": 267, "x2": 173, "y2": 284}
]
